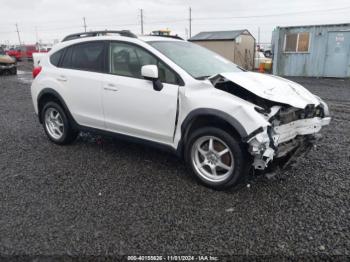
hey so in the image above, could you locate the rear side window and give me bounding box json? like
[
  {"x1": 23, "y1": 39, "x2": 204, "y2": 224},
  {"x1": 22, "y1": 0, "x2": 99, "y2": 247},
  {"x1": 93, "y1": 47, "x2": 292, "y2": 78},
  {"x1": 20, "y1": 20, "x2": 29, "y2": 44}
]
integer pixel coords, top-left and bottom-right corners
[
  {"x1": 60, "y1": 47, "x2": 73, "y2": 68},
  {"x1": 50, "y1": 49, "x2": 64, "y2": 66},
  {"x1": 70, "y1": 42, "x2": 105, "y2": 72}
]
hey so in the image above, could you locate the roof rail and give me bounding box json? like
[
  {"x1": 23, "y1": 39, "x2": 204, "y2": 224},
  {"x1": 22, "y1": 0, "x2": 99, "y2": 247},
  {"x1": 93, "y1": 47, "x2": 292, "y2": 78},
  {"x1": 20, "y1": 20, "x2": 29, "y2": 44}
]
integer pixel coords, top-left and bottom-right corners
[
  {"x1": 148, "y1": 34, "x2": 184, "y2": 40},
  {"x1": 62, "y1": 30, "x2": 137, "y2": 42}
]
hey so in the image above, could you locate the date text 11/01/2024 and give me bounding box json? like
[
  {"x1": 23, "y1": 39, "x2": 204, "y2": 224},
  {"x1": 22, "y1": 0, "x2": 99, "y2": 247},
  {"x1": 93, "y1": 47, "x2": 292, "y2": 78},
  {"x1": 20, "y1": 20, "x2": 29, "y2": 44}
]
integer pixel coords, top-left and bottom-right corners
[{"x1": 127, "y1": 255, "x2": 219, "y2": 261}]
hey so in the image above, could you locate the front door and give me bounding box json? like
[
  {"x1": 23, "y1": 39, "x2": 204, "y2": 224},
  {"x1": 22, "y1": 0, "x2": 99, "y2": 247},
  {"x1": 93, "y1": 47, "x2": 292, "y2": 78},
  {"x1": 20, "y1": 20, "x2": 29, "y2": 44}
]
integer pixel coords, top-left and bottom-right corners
[
  {"x1": 102, "y1": 41, "x2": 180, "y2": 144},
  {"x1": 324, "y1": 31, "x2": 350, "y2": 77}
]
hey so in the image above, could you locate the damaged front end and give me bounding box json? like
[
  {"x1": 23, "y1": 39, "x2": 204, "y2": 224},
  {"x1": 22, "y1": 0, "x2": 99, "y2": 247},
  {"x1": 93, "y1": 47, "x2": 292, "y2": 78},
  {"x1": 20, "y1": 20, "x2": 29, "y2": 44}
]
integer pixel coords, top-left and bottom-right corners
[
  {"x1": 210, "y1": 72, "x2": 331, "y2": 172},
  {"x1": 247, "y1": 104, "x2": 331, "y2": 171}
]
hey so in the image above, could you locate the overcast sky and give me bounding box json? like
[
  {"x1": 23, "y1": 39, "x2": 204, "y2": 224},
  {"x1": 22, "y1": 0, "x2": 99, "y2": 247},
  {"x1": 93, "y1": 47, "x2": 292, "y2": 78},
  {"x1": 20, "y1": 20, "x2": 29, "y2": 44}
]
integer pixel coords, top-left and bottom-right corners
[{"x1": 0, "y1": 0, "x2": 349, "y2": 45}]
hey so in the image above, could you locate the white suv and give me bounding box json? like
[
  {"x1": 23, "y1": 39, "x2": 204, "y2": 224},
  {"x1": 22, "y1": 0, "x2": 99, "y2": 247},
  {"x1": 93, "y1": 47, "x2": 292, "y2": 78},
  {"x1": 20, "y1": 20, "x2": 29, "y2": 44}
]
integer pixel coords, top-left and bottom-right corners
[{"x1": 31, "y1": 31, "x2": 331, "y2": 189}]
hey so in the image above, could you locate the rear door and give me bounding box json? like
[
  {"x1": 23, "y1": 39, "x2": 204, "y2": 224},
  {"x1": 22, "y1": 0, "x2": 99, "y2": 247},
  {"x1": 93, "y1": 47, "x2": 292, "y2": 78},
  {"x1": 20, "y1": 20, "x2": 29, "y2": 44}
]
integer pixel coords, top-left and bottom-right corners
[{"x1": 57, "y1": 41, "x2": 106, "y2": 129}]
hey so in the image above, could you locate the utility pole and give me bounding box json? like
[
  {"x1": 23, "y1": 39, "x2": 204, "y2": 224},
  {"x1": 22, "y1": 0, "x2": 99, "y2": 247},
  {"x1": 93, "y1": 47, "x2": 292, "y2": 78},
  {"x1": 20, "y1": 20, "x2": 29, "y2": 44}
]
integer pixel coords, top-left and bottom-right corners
[
  {"x1": 83, "y1": 17, "x2": 87, "y2": 32},
  {"x1": 15, "y1": 23, "x2": 22, "y2": 45},
  {"x1": 189, "y1": 7, "x2": 192, "y2": 38},
  {"x1": 140, "y1": 9, "x2": 144, "y2": 35},
  {"x1": 257, "y1": 27, "x2": 260, "y2": 70},
  {"x1": 258, "y1": 27, "x2": 260, "y2": 50}
]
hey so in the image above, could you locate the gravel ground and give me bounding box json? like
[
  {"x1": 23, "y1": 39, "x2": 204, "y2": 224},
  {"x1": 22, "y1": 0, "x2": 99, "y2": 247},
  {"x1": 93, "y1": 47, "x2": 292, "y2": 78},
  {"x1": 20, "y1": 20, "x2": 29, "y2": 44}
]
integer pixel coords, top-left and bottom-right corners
[{"x1": 0, "y1": 68, "x2": 349, "y2": 259}]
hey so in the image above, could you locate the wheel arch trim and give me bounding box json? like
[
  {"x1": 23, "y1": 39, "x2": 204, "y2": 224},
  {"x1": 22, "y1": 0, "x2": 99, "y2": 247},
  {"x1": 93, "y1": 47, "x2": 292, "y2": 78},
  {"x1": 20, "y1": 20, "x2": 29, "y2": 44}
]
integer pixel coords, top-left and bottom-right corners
[
  {"x1": 176, "y1": 108, "x2": 249, "y2": 156},
  {"x1": 182, "y1": 108, "x2": 248, "y2": 138}
]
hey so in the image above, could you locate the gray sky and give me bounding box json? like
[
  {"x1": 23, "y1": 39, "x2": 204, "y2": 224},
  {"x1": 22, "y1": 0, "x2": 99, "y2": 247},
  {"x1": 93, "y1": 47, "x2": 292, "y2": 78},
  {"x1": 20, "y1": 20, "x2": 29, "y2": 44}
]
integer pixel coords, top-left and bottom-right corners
[{"x1": 1, "y1": 0, "x2": 349, "y2": 45}]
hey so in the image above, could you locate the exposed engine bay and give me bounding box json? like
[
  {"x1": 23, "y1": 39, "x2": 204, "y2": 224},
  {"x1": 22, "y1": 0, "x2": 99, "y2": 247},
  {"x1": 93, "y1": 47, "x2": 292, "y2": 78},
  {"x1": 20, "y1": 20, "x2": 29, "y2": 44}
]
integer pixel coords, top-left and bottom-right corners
[{"x1": 210, "y1": 73, "x2": 331, "y2": 171}]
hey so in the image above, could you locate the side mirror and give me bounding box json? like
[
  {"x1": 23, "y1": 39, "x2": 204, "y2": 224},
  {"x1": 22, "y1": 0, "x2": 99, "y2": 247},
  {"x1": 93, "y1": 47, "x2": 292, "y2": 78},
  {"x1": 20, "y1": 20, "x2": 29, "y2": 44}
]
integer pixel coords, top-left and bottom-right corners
[
  {"x1": 141, "y1": 65, "x2": 163, "y2": 91},
  {"x1": 142, "y1": 65, "x2": 158, "y2": 79}
]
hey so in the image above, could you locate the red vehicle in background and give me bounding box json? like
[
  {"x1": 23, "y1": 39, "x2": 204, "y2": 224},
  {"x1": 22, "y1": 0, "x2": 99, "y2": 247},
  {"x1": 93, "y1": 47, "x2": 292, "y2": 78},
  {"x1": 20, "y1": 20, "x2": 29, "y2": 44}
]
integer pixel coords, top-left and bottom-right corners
[
  {"x1": 6, "y1": 46, "x2": 22, "y2": 61},
  {"x1": 6, "y1": 45, "x2": 48, "y2": 61},
  {"x1": 24, "y1": 45, "x2": 37, "y2": 60}
]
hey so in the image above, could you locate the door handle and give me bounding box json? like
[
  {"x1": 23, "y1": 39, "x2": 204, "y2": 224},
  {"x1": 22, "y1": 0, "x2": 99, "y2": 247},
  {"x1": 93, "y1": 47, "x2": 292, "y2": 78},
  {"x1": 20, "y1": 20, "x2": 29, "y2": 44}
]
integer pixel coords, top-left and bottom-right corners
[
  {"x1": 104, "y1": 87, "x2": 118, "y2": 92},
  {"x1": 104, "y1": 83, "x2": 118, "y2": 91},
  {"x1": 57, "y1": 75, "x2": 67, "y2": 82}
]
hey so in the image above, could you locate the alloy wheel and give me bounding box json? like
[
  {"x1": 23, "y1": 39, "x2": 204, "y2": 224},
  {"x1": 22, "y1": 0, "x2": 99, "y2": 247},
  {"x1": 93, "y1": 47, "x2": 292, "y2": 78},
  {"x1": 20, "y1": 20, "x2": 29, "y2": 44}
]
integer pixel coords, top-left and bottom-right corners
[
  {"x1": 191, "y1": 135, "x2": 235, "y2": 183},
  {"x1": 44, "y1": 108, "x2": 64, "y2": 140}
]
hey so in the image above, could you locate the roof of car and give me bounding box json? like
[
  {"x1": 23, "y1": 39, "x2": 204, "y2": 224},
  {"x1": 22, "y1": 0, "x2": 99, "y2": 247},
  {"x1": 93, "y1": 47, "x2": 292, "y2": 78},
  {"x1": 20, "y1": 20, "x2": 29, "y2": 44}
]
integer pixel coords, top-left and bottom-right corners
[
  {"x1": 61, "y1": 30, "x2": 184, "y2": 43},
  {"x1": 49, "y1": 34, "x2": 184, "y2": 54},
  {"x1": 62, "y1": 30, "x2": 138, "y2": 42}
]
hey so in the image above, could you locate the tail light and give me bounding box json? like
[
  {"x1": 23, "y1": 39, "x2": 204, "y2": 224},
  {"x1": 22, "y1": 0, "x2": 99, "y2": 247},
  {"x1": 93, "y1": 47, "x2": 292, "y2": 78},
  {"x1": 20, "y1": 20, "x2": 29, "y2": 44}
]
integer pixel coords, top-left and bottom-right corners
[{"x1": 32, "y1": 66, "x2": 42, "y2": 79}]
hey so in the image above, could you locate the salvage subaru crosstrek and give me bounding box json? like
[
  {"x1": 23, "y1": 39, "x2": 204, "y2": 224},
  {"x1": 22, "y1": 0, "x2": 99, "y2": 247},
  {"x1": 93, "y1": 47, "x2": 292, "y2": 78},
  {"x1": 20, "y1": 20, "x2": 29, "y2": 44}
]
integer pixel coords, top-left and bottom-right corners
[{"x1": 31, "y1": 30, "x2": 331, "y2": 189}]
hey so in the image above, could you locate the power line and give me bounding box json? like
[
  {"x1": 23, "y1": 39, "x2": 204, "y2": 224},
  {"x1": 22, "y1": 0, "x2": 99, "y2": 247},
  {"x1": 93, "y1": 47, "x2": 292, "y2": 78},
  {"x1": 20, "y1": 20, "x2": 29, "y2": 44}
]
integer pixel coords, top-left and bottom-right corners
[
  {"x1": 1, "y1": 4, "x2": 350, "y2": 29},
  {"x1": 35, "y1": 25, "x2": 84, "y2": 32},
  {"x1": 2, "y1": 6, "x2": 349, "y2": 33},
  {"x1": 193, "y1": 6, "x2": 350, "y2": 21},
  {"x1": 2, "y1": 5, "x2": 350, "y2": 43}
]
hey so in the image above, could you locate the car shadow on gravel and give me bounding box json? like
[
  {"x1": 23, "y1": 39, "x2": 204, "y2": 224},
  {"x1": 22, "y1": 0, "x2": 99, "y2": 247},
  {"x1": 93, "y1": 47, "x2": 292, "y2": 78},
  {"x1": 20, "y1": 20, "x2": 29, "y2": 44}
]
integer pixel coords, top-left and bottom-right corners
[
  {"x1": 73, "y1": 131, "x2": 285, "y2": 194},
  {"x1": 74, "y1": 131, "x2": 199, "y2": 183}
]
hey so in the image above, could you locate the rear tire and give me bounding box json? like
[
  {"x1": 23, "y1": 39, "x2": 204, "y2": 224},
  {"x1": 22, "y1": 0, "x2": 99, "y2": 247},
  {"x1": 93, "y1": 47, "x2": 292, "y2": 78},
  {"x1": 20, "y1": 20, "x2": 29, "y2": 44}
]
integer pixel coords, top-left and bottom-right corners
[
  {"x1": 185, "y1": 127, "x2": 249, "y2": 190},
  {"x1": 41, "y1": 102, "x2": 78, "y2": 145}
]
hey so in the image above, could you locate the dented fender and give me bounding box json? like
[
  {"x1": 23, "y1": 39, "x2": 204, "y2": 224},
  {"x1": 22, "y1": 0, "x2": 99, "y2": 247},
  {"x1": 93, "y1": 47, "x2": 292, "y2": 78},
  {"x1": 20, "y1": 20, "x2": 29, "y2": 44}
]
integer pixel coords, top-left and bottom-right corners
[{"x1": 174, "y1": 82, "x2": 273, "y2": 148}]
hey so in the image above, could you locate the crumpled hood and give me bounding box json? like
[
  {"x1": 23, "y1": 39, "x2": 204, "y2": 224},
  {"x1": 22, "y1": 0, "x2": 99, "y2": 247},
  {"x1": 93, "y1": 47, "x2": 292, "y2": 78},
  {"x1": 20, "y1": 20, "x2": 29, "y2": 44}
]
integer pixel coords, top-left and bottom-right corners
[{"x1": 211, "y1": 72, "x2": 320, "y2": 109}]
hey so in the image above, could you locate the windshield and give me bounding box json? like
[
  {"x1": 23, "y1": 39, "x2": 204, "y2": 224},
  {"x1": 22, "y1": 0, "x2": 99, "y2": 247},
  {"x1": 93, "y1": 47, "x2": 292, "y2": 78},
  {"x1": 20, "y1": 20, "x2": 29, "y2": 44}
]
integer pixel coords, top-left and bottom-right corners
[{"x1": 149, "y1": 41, "x2": 243, "y2": 79}]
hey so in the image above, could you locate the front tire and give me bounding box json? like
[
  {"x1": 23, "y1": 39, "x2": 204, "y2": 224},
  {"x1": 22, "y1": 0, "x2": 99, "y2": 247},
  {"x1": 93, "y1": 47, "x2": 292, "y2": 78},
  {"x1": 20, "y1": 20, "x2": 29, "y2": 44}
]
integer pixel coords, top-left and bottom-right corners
[
  {"x1": 186, "y1": 127, "x2": 249, "y2": 189},
  {"x1": 41, "y1": 102, "x2": 78, "y2": 145}
]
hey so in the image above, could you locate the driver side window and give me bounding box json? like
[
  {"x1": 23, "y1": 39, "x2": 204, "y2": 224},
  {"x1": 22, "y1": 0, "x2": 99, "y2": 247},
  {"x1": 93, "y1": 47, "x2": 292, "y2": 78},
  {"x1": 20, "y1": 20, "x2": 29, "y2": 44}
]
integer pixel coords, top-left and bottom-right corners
[{"x1": 109, "y1": 42, "x2": 178, "y2": 85}]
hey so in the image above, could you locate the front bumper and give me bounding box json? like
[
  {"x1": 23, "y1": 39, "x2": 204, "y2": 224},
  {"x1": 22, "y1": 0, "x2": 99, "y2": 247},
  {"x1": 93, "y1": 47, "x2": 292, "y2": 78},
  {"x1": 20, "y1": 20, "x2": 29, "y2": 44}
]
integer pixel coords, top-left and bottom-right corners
[{"x1": 247, "y1": 116, "x2": 331, "y2": 170}]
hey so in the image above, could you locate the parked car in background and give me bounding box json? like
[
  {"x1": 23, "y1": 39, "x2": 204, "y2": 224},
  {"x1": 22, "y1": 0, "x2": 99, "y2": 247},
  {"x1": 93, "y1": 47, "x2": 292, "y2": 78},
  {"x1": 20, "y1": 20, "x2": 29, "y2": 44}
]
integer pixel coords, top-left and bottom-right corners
[
  {"x1": 254, "y1": 51, "x2": 272, "y2": 71},
  {"x1": 0, "y1": 47, "x2": 17, "y2": 75},
  {"x1": 24, "y1": 45, "x2": 37, "y2": 60},
  {"x1": 263, "y1": 49, "x2": 272, "y2": 58},
  {"x1": 6, "y1": 45, "x2": 48, "y2": 61},
  {"x1": 6, "y1": 46, "x2": 23, "y2": 61},
  {"x1": 30, "y1": 30, "x2": 331, "y2": 189}
]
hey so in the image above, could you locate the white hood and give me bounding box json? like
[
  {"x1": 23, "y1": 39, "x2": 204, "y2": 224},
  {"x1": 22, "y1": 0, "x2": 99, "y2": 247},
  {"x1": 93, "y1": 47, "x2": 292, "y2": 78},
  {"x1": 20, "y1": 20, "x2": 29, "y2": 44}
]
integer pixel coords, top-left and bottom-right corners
[{"x1": 212, "y1": 72, "x2": 320, "y2": 109}]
